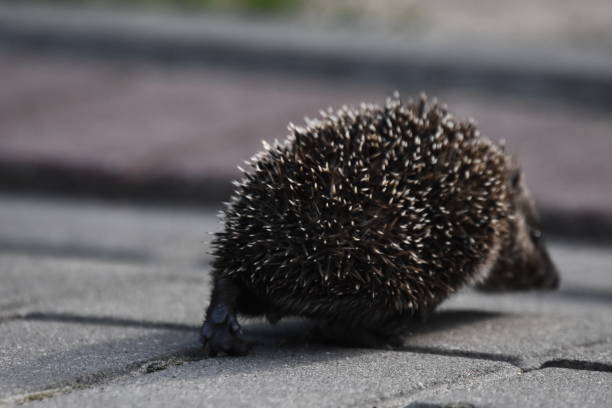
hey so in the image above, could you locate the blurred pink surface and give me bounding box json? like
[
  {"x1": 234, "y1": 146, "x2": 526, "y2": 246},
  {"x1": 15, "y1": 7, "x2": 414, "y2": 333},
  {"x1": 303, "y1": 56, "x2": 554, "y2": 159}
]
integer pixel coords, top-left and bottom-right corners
[{"x1": 1, "y1": 53, "x2": 610, "y2": 214}]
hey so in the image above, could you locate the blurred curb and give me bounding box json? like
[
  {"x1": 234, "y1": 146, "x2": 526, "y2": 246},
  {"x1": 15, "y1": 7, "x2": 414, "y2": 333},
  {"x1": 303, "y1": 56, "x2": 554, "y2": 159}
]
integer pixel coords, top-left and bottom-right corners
[
  {"x1": 1, "y1": 3, "x2": 612, "y2": 110},
  {"x1": 1, "y1": 160, "x2": 612, "y2": 243},
  {"x1": 0, "y1": 160, "x2": 232, "y2": 206}
]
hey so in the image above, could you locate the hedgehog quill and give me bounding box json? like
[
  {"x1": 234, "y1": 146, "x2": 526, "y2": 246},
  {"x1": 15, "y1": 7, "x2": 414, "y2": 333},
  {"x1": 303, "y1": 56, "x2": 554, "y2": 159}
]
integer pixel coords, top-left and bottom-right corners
[{"x1": 200, "y1": 94, "x2": 559, "y2": 356}]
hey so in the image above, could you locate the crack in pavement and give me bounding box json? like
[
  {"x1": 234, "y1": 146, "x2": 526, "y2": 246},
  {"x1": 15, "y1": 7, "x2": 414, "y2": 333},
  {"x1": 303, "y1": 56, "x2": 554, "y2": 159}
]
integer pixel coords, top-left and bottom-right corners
[
  {"x1": 0, "y1": 346, "x2": 206, "y2": 406},
  {"x1": 366, "y1": 352, "x2": 612, "y2": 408},
  {"x1": 398, "y1": 345, "x2": 521, "y2": 366},
  {"x1": 8, "y1": 311, "x2": 611, "y2": 371},
  {"x1": 540, "y1": 359, "x2": 612, "y2": 373},
  {"x1": 3, "y1": 312, "x2": 610, "y2": 406},
  {"x1": 359, "y1": 366, "x2": 521, "y2": 408},
  {"x1": 4, "y1": 340, "x2": 610, "y2": 406}
]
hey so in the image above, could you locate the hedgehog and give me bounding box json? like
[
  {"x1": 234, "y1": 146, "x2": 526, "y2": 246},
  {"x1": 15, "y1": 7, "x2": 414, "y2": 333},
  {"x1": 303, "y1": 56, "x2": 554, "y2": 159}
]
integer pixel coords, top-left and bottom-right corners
[{"x1": 200, "y1": 94, "x2": 559, "y2": 356}]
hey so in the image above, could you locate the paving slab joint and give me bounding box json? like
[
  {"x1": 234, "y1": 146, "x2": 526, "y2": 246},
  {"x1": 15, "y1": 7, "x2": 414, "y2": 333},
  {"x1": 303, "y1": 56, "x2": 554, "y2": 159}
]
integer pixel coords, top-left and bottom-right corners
[
  {"x1": 17, "y1": 311, "x2": 198, "y2": 332},
  {"x1": 404, "y1": 403, "x2": 476, "y2": 408},
  {"x1": 519, "y1": 337, "x2": 612, "y2": 373},
  {"x1": 538, "y1": 359, "x2": 612, "y2": 373},
  {"x1": 365, "y1": 366, "x2": 523, "y2": 408},
  {"x1": 399, "y1": 345, "x2": 521, "y2": 367},
  {"x1": 0, "y1": 347, "x2": 204, "y2": 406},
  {"x1": 141, "y1": 348, "x2": 208, "y2": 375},
  {"x1": 0, "y1": 387, "x2": 71, "y2": 407}
]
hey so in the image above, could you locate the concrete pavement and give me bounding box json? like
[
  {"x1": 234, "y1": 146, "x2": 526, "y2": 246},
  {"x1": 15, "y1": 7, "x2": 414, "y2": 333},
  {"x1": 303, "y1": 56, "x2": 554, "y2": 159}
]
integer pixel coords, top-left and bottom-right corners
[{"x1": 1, "y1": 194, "x2": 610, "y2": 407}]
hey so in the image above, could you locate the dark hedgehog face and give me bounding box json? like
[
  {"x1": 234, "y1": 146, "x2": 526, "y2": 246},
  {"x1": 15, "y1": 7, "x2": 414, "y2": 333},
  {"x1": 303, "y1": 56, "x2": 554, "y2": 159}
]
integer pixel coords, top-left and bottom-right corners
[{"x1": 479, "y1": 168, "x2": 560, "y2": 292}]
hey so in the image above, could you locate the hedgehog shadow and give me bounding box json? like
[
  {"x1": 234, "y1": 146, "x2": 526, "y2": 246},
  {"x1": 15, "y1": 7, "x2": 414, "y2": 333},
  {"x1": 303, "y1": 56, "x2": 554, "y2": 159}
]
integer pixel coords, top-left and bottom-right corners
[
  {"x1": 239, "y1": 309, "x2": 506, "y2": 350},
  {"x1": 405, "y1": 309, "x2": 507, "y2": 335}
]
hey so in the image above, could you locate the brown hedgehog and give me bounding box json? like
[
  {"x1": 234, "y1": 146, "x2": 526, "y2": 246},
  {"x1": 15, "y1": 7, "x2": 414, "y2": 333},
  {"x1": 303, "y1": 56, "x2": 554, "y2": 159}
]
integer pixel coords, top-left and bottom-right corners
[{"x1": 200, "y1": 94, "x2": 559, "y2": 356}]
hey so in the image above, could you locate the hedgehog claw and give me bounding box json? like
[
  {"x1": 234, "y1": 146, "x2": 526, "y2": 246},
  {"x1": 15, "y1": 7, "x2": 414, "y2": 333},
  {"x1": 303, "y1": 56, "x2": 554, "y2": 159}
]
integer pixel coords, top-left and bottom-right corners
[
  {"x1": 229, "y1": 319, "x2": 242, "y2": 335},
  {"x1": 201, "y1": 305, "x2": 249, "y2": 357}
]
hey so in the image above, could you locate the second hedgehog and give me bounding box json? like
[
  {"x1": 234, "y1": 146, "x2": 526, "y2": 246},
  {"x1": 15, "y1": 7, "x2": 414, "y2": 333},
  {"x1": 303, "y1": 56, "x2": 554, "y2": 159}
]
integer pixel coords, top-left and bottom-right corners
[{"x1": 201, "y1": 95, "x2": 559, "y2": 356}]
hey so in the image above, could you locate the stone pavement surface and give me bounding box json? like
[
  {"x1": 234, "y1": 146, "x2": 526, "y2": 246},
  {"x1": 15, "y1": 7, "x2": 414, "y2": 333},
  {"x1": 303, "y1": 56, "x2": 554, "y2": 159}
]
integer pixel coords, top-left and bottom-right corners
[{"x1": 1, "y1": 194, "x2": 610, "y2": 407}]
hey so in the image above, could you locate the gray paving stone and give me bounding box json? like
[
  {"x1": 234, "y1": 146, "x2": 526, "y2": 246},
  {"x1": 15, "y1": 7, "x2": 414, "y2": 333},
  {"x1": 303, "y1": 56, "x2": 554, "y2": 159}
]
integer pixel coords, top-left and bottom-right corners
[
  {"x1": 0, "y1": 319, "x2": 198, "y2": 400},
  {"x1": 1, "y1": 195, "x2": 610, "y2": 406},
  {"x1": 398, "y1": 368, "x2": 612, "y2": 408},
  {"x1": 0, "y1": 254, "x2": 206, "y2": 400},
  {"x1": 0, "y1": 254, "x2": 208, "y2": 322},
  {"x1": 393, "y1": 240, "x2": 612, "y2": 368},
  {"x1": 18, "y1": 349, "x2": 518, "y2": 408},
  {"x1": 1, "y1": 252, "x2": 609, "y2": 404},
  {"x1": 0, "y1": 194, "x2": 219, "y2": 267},
  {"x1": 3, "y1": 252, "x2": 609, "y2": 372},
  {"x1": 549, "y1": 243, "x2": 612, "y2": 295},
  {"x1": 402, "y1": 302, "x2": 612, "y2": 368},
  {"x1": 542, "y1": 342, "x2": 612, "y2": 368}
]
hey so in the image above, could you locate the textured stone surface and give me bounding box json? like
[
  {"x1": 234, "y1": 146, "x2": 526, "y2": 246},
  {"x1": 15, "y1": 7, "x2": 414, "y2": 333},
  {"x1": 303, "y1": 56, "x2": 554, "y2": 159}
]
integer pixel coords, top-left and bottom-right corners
[
  {"x1": 401, "y1": 302, "x2": 612, "y2": 369},
  {"x1": 542, "y1": 342, "x2": 612, "y2": 367},
  {"x1": 401, "y1": 240, "x2": 612, "y2": 368},
  {"x1": 0, "y1": 193, "x2": 219, "y2": 267},
  {"x1": 549, "y1": 243, "x2": 612, "y2": 296},
  {"x1": 0, "y1": 254, "x2": 207, "y2": 322},
  {"x1": 1, "y1": 195, "x2": 610, "y2": 406},
  {"x1": 400, "y1": 368, "x2": 612, "y2": 408},
  {"x1": 17, "y1": 349, "x2": 519, "y2": 408},
  {"x1": 0, "y1": 320, "x2": 198, "y2": 399}
]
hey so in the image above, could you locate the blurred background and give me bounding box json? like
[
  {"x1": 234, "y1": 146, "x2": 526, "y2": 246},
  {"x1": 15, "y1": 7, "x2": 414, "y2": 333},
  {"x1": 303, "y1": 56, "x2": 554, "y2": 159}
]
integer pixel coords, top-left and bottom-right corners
[
  {"x1": 1, "y1": 0, "x2": 611, "y2": 241},
  {"x1": 2, "y1": 3, "x2": 612, "y2": 400}
]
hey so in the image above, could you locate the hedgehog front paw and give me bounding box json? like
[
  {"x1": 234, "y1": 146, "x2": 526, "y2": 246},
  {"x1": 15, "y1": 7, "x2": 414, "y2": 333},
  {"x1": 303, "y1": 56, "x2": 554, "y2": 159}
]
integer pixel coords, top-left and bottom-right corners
[{"x1": 200, "y1": 304, "x2": 250, "y2": 357}]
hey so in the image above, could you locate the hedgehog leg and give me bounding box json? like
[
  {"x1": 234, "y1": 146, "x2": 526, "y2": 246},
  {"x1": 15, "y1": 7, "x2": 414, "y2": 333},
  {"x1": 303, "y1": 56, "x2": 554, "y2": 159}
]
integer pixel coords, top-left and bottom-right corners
[
  {"x1": 416, "y1": 302, "x2": 440, "y2": 323},
  {"x1": 201, "y1": 277, "x2": 250, "y2": 357}
]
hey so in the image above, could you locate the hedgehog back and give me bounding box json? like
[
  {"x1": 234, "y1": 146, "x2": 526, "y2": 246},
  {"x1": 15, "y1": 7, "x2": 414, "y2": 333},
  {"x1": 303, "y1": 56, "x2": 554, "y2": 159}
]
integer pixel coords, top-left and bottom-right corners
[{"x1": 212, "y1": 98, "x2": 511, "y2": 327}]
